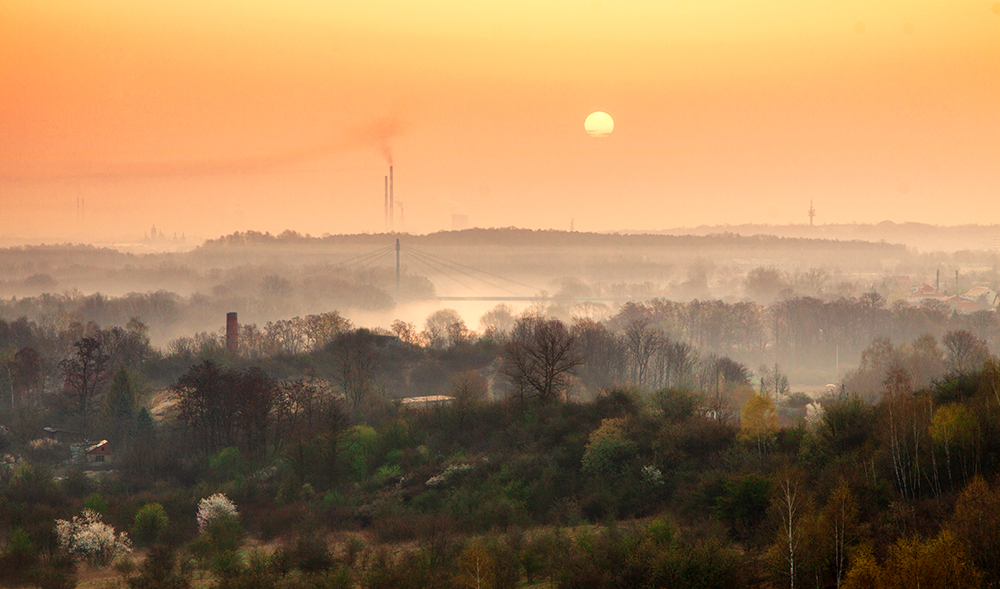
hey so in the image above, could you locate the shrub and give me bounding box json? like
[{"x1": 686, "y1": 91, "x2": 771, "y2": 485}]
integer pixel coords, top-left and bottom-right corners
[
  {"x1": 9, "y1": 463, "x2": 58, "y2": 503},
  {"x1": 582, "y1": 418, "x2": 638, "y2": 481},
  {"x1": 210, "y1": 447, "x2": 243, "y2": 481},
  {"x1": 127, "y1": 544, "x2": 192, "y2": 589},
  {"x1": 0, "y1": 526, "x2": 38, "y2": 583},
  {"x1": 274, "y1": 532, "x2": 334, "y2": 573},
  {"x1": 195, "y1": 494, "x2": 244, "y2": 553},
  {"x1": 197, "y1": 493, "x2": 239, "y2": 533},
  {"x1": 55, "y1": 509, "x2": 133, "y2": 567},
  {"x1": 651, "y1": 388, "x2": 702, "y2": 422},
  {"x1": 84, "y1": 493, "x2": 109, "y2": 515},
  {"x1": 133, "y1": 503, "x2": 170, "y2": 546},
  {"x1": 712, "y1": 475, "x2": 771, "y2": 544},
  {"x1": 31, "y1": 565, "x2": 77, "y2": 589}
]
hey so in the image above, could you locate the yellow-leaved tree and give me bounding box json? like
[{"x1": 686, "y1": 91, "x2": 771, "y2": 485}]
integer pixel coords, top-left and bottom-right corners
[
  {"x1": 947, "y1": 476, "x2": 1000, "y2": 586},
  {"x1": 740, "y1": 393, "x2": 777, "y2": 458},
  {"x1": 842, "y1": 531, "x2": 981, "y2": 589},
  {"x1": 455, "y1": 540, "x2": 495, "y2": 589},
  {"x1": 929, "y1": 403, "x2": 977, "y2": 491}
]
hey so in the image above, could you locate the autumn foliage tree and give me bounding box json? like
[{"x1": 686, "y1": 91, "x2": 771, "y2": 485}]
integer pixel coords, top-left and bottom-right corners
[
  {"x1": 947, "y1": 476, "x2": 1000, "y2": 586},
  {"x1": 824, "y1": 478, "x2": 861, "y2": 589},
  {"x1": 740, "y1": 393, "x2": 778, "y2": 457},
  {"x1": 842, "y1": 532, "x2": 981, "y2": 589}
]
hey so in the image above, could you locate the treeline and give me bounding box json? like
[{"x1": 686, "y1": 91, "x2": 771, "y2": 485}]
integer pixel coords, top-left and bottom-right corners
[
  {"x1": 202, "y1": 227, "x2": 911, "y2": 252},
  {"x1": 0, "y1": 277, "x2": 408, "y2": 345},
  {"x1": 2, "y1": 292, "x2": 999, "y2": 411}
]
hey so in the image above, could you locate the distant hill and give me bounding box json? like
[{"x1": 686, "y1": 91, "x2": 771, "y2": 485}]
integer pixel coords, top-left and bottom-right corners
[
  {"x1": 648, "y1": 222, "x2": 1000, "y2": 253},
  {"x1": 199, "y1": 227, "x2": 908, "y2": 254}
]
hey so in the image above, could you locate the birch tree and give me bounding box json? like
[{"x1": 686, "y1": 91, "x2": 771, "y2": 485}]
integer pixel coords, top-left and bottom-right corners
[{"x1": 824, "y1": 478, "x2": 860, "y2": 589}]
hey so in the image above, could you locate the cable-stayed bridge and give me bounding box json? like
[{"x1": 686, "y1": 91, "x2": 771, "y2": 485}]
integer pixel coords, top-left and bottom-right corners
[{"x1": 324, "y1": 240, "x2": 634, "y2": 303}]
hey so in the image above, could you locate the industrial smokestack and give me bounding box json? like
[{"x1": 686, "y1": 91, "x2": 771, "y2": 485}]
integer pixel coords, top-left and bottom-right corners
[
  {"x1": 226, "y1": 312, "x2": 239, "y2": 355},
  {"x1": 389, "y1": 165, "x2": 394, "y2": 231},
  {"x1": 384, "y1": 175, "x2": 389, "y2": 231}
]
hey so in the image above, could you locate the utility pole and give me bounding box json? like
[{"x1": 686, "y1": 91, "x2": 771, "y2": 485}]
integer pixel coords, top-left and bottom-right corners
[{"x1": 395, "y1": 238, "x2": 400, "y2": 293}]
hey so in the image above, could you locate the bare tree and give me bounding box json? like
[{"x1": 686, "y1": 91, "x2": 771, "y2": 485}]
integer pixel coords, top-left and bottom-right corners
[
  {"x1": 745, "y1": 266, "x2": 787, "y2": 303},
  {"x1": 232, "y1": 367, "x2": 278, "y2": 459},
  {"x1": 623, "y1": 316, "x2": 661, "y2": 387},
  {"x1": 943, "y1": 329, "x2": 989, "y2": 375},
  {"x1": 479, "y1": 303, "x2": 516, "y2": 341},
  {"x1": 450, "y1": 370, "x2": 489, "y2": 423},
  {"x1": 759, "y1": 363, "x2": 790, "y2": 399},
  {"x1": 61, "y1": 337, "x2": 111, "y2": 439},
  {"x1": 424, "y1": 309, "x2": 464, "y2": 349},
  {"x1": 174, "y1": 360, "x2": 235, "y2": 452},
  {"x1": 390, "y1": 319, "x2": 421, "y2": 345},
  {"x1": 572, "y1": 318, "x2": 626, "y2": 392},
  {"x1": 502, "y1": 317, "x2": 583, "y2": 403},
  {"x1": 174, "y1": 361, "x2": 278, "y2": 457},
  {"x1": 304, "y1": 311, "x2": 353, "y2": 349},
  {"x1": 329, "y1": 329, "x2": 384, "y2": 408},
  {"x1": 650, "y1": 339, "x2": 698, "y2": 390}
]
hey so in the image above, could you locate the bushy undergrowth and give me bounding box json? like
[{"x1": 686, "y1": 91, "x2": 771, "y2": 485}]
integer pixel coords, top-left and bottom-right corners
[{"x1": 6, "y1": 312, "x2": 1000, "y2": 588}]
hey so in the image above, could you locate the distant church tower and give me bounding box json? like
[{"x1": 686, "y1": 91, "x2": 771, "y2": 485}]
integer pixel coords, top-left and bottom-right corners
[{"x1": 808, "y1": 201, "x2": 816, "y2": 226}]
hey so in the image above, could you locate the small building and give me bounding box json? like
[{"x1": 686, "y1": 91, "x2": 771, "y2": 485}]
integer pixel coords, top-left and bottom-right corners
[
  {"x1": 944, "y1": 295, "x2": 982, "y2": 314},
  {"x1": 907, "y1": 284, "x2": 947, "y2": 304},
  {"x1": 43, "y1": 427, "x2": 79, "y2": 444},
  {"x1": 963, "y1": 286, "x2": 1000, "y2": 309},
  {"x1": 85, "y1": 440, "x2": 112, "y2": 464},
  {"x1": 399, "y1": 395, "x2": 454, "y2": 410}
]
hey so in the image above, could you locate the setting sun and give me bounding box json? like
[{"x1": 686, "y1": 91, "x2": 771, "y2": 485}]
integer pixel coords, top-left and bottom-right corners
[{"x1": 584, "y1": 112, "x2": 614, "y2": 138}]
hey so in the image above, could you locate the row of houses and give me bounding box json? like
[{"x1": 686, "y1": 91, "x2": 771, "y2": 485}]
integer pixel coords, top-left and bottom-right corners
[{"x1": 907, "y1": 284, "x2": 999, "y2": 313}]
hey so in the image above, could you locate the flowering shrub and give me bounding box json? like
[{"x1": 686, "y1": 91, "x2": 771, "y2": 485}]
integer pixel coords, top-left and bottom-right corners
[
  {"x1": 191, "y1": 493, "x2": 244, "y2": 555},
  {"x1": 55, "y1": 509, "x2": 132, "y2": 567},
  {"x1": 197, "y1": 493, "x2": 239, "y2": 533},
  {"x1": 425, "y1": 463, "x2": 473, "y2": 488},
  {"x1": 641, "y1": 465, "x2": 665, "y2": 487}
]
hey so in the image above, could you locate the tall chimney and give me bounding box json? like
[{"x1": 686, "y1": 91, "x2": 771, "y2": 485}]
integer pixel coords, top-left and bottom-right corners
[
  {"x1": 226, "y1": 312, "x2": 239, "y2": 355},
  {"x1": 384, "y1": 175, "x2": 389, "y2": 231},
  {"x1": 389, "y1": 165, "x2": 394, "y2": 231}
]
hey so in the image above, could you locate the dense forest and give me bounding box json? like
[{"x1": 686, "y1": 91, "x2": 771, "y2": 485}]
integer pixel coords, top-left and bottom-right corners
[{"x1": 2, "y1": 287, "x2": 1000, "y2": 588}]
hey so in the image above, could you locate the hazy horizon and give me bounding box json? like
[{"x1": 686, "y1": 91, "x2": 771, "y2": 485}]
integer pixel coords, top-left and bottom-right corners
[{"x1": 3, "y1": 1, "x2": 999, "y2": 242}]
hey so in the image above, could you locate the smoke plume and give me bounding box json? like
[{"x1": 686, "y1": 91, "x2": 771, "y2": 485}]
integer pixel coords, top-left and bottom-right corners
[{"x1": 1, "y1": 115, "x2": 406, "y2": 180}]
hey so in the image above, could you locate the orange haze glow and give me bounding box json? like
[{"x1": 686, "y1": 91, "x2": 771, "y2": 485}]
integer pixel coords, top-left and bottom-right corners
[{"x1": 2, "y1": 0, "x2": 998, "y2": 241}]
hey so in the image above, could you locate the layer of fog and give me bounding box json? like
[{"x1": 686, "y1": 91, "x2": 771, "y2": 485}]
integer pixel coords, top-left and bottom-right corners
[{"x1": 1, "y1": 229, "x2": 998, "y2": 391}]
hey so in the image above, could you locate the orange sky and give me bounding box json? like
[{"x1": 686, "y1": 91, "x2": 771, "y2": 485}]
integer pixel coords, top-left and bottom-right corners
[{"x1": 2, "y1": 0, "x2": 998, "y2": 242}]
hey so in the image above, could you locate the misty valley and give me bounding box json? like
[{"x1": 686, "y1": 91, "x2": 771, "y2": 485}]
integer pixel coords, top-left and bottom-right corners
[{"x1": 2, "y1": 228, "x2": 1000, "y2": 589}]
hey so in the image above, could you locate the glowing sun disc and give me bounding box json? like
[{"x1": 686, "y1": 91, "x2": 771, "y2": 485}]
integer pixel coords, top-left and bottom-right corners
[{"x1": 584, "y1": 111, "x2": 614, "y2": 138}]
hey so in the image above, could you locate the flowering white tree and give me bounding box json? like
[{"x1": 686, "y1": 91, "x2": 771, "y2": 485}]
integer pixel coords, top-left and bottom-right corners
[
  {"x1": 55, "y1": 509, "x2": 132, "y2": 567},
  {"x1": 197, "y1": 493, "x2": 239, "y2": 533}
]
